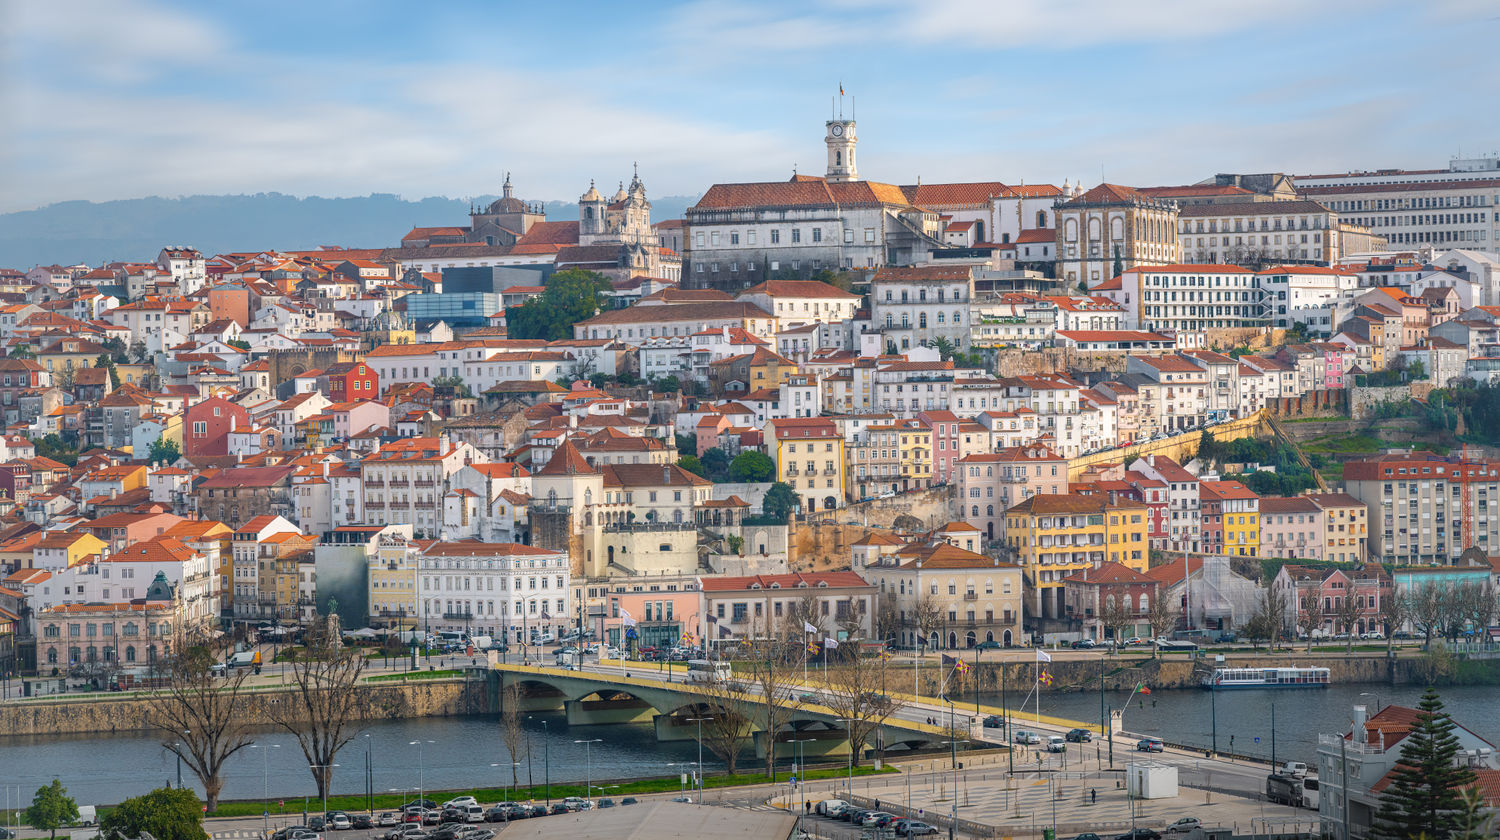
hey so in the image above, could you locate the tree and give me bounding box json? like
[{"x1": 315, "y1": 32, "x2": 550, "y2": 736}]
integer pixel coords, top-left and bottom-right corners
[
  {"x1": 823, "y1": 651, "x2": 904, "y2": 769},
  {"x1": 505, "y1": 269, "x2": 613, "y2": 341},
  {"x1": 761, "y1": 482, "x2": 798, "y2": 523},
  {"x1": 26, "y1": 779, "x2": 78, "y2": 840},
  {"x1": 150, "y1": 632, "x2": 254, "y2": 812},
  {"x1": 744, "y1": 637, "x2": 805, "y2": 777},
  {"x1": 931, "y1": 337, "x2": 959, "y2": 362},
  {"x1": 1297, "y1": 590, "x2": 1323, "y2": 651},
  {"x1": 1454, "y1": 786, "x2": 1492, "y2": 840},
  {"x1": 1379, "y1": 591, "x2": 1410, "y2": 656},
  {"x1": 677, "y1": 455, "x2": 707, "y2": 478},
  {"x1": 432, "y1": 375, "x2": 473, "y2": 398},
  {"x1": 675, "y1": 433, "x2": 698, "y2": 458},
  {"x1": 130, "y1": 339, "x2": 150, "y2": 363},
  {"x1": 264, "y1": 621, "x2": 368, "y2": 800},
  {"x1": 836, "y1": 600, "x2": 867, "y2": 643},
  {"x1": 148, "y1": 436, "x2": 181, "y2": 465},
  {"x1": 100, "y1": 787, "x2": 206, "y2": 840},
  {"x1": 1146, "y1": 594, "x2": 1180, "y2": 658},
  {"x1": 701, "y1": 447, "x2": 731, "y2": 481},
  {"x1": 1409, "y1": 582, "x2": 1447, "y2": 650},
  {"x1": 1112, "y1": 245, "x2": 1124, "y2": 281},
  {"x1": 1333, "y1": 590, "x2": 1364, "y2": 653},
  {"x1": 1098, "y1": 591, "x2": 1135, "y2": 652},
  {"x1": 873, "y1": 597, "x2": 902, "y2": 645},
  {"x1": 1371, "y1": 688, "x2": 1477, "y2": 840},
  {"x1": 911, "y1": 594, "x2": 943, "y2": 652},
  {"x1": 694, "y1": 673, "x2": 755, "y2": 776},
  {"x1": 728, "y1": 451, "x2": 775, "y2": 483},
  {"x1": 499, "y1": 682, "x2": 527, "y2": 788}
]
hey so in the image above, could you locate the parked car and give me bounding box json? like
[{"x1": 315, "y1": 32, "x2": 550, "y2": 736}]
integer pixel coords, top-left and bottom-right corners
[
  {"x1": 1069, "y1": 834, "x2": 1102, "y2": 840},
  {"x1": 383, "y1": 831, "x2": 423, "y2": 840},
  {"x1": 1070, "y1": 639, "x2": 1096, "y2": 649},
  {"x1": 404, "y1": 800, "x2": 437, "y2": 811},
  {"x1": 1114, "y1": 830, "x2": 1161, "y2": 840},
  {"x1": 861, "y1": 812, "x2": 895, "y2": 827},
  {"x1": 974, "y1": 640, "x2": 1002, "y2": 651},
  {"x1": 620, "y1": 798, "x2": 638, "y2": 806},
  {"x1": 1124, "y1": 637, "x2": 1145, "y2": 646},
  {"x1": 443, "y1": 797, "x2": 478, "y2": 810},
  {"x1": 896, "y1": 820, "x2": 939, "y2": 836},
  {"x1": 351, "y1": 816, "x2": 373, "y2": 831},
  {"x1": 1164, "y1": 818, "x2": 1202, "y2": 834},
  {"x1": 308, "y1": 817, "x2": 327, "y2": 832},
  {"x1": 272, "y1": 827, "x2": 309, "y2": 840},
  {"x1": 548, "y1": 804, "x2": 569, "y2": 815},
  {"x1": 422, "y1": 811, "x2": 443, "y2": 826},
  {"x1": 1066, "y1": 728, "x2": 1094, "y2": 742},
  {"x1": 401, "y1": 810, "x2": 425, "y2": 825},
  {"x1": 1014, "y1": 730, "x2": 1042, "y2": 744},
  {"x1": 983, "y1": 715, "x2": 1004, "y2": 729},
  {"x1": 816, "y1": 799, "x2": 849, "y2": 816},
  {"x1": 377, "y1": 814, "x2": 399, "y2": 828},
  {"x1": 597, "y1": 798, "x2": 615, "y2": 809},
  {"x1": 527, "y1": 806, "x2": 547, "y2": 818},
  {"x1": 327, "y1": 813, "x2": 352, "y2": 831},
  {"x1": 1278, "y1": 761, "x2": 1309, "y2": 778},
  {"x1": 1137, "y1": 739, "x2": 1165, "y2": 752}
]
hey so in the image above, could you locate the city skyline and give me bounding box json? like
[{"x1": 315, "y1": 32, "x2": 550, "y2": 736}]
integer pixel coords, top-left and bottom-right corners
[{"x1": 5, "y1": 0, "x2": 1500, "y2": 213}]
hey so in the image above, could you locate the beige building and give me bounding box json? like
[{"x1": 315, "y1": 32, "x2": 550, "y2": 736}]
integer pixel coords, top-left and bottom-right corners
[
  {"x1": 368, "y1": 531, "x2": 419, "y2": 630},
  {"x1": 863, "y1": 537, "x2": 1024, "y2": 650},
  {"x1": 1054, "y1": 184, "x2": 1182, "y2": 288}
]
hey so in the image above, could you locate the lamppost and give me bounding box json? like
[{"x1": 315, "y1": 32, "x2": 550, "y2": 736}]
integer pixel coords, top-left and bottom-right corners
[
  {"x1": 1360, "y1": 692, "x2": 1383, "y2": 713},
  {"x1": 573, "y1": 739, "x2": 602, "y2": 805},
  {"x1": 490, "y1": 762, "x2": 522, "y2": 803},
  {"x1": 250, "y1": 743, "x2": 281, "y2": 835},
  {"x1": 526, "y1": 717, "x2": 551, "y2": 805},
  {"x1": 834, "y1": 717, "x2": 857, "y2": 795},
  {"x1": 309, "y1": 763, "x2": 339, "y2": 821},
  {"x1": 684, "y1": 717, "x2": 708, "y2": 803},
  {"x1": 940, "y1": 739, "x2": 963, "y2": 840},
  {"x1": 789, "y1": 738, "x2": 816, "y2": 814},
  {"x1": 363, "y1": 734, "x2": 373, "y2": 814},
  {"x1": 408, "y1": 740, "x2": 433, "y2": 805}
]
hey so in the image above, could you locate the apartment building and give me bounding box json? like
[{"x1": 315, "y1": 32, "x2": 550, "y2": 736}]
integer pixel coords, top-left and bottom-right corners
[
  {"x1": 863, "y1": 538, "x2": 1025, "y2": 649},
  {"x1": 957, "y1": 444, "x2": 1068, "y2": 543},
  {"x1": 415, "y1": 540, "x2": 570, "y2": 646},
  {"x1": 1003, "y1": 494, "x2": 1149, "y2": 618},
  {"x1": 1343, "y1": 452, "x2": 1500, "y2": 563}
]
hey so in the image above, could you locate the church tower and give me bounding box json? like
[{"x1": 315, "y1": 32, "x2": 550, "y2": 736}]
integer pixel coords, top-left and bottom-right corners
[{"x1": 825, "y1": 118, "x2": 858, "y2": 183}]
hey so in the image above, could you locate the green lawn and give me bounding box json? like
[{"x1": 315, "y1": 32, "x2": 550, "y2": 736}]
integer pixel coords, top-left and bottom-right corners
[
  {"x1": 204, "y1": 764, "x2": 898, "y2": 817},
  {"x1": 365, "y1": 670, "x2": 462, "y2": 682}
]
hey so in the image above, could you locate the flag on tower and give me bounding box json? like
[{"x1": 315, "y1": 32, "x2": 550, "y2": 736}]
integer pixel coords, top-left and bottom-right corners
[{"x1": 839, "y1": 83, "x2": 844, "y2": 96}]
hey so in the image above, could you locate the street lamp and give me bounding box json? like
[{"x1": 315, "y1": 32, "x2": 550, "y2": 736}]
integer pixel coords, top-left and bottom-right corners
[
  {"x1": 573, "y1": 739, "x2": 603, "y2": 805},
  {"x1": 940, "y1": 740, "x2": 964, "y2": 840},
  {"x1": 309, "y1": 763, "x2": 340, "y2": 822},
  {"x1": 834, "y1": 717, "x2": 857, "y2": 795},
  {"x1": 684, "y1": 717, "x2": 709, "y2": 804},
  {"x1": 789, "y1": 739, "x2": 816, "y2": 815},
  {"x1": 363, "y1": 734, "x2": 373, "y2": 814},
  {"x1": 1360, "y1": 692, "x2": 1383, "y2": 713},
  {"x1": 527, "y1": 717, "x2": 551, "y2": 805},
  {"x1": 408, "y1": 740, "x2": 433, "y2": 805},
  {"x1": 490, "y1": 762, "x2": 522, "y2": 803},
  {"x1": 250, "y1": 743, "x2": 281, "y2": 835}
]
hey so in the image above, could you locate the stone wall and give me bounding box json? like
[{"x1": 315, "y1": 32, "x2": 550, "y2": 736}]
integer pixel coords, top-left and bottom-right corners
[
  {"x1": 789, "y1": 486, "x2": 957, "y2": 570},
  {"x1": 0, "y1": 677, "x2": 488, "y2": 737}
]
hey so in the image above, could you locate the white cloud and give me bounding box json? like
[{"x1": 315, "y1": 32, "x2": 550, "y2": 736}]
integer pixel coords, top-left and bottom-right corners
[{"x1": 9, "y1": 0, "x2": 227, "y2": 85}]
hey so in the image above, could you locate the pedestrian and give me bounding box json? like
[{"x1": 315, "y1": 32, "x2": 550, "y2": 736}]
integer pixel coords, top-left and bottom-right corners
[
  {"x1": 805, "y1": 802, "x2": 811, "y2": 814},
  {"x1": 874, "y1": 799, "x2": 880, "y2": 810},
  {"x1": 1090, "y1": 788, "x2": 1096, "y2": 805}
]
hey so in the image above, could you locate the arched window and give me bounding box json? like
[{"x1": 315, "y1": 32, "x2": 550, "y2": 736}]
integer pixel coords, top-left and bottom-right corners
[
  {"x1": 47, "y1": 649, "x2": 57, "y2": 664},
  {"x1": 1036, "y1": 210, "x2": 1047, "y2": 228},
  {"x1": 953, "y1": 310, "x2": 962, "y2": 325},
  {"x1": 1138, "y1": 594, "x2": 1149, "y2": 613},
  {"x1": 584, "y1": 489, "x2": 592, "y2": 506},
  {"x1": 836, "y1": 151, "x2": 842, "y2": 166},
  {"x1": 986, "y1": 505, "x2": 993, "y2": 516},
  {"x1": 971, "y1": 505, "x2": 979, "y2": 517},
  {"x1": 68, "y1": 646, "x2": 80, "y2": 664},
  {"x1": 547, "y1": 489, "x2": 558, "y2": 507},
  {"x1": 919, "y1": 312, "x2": 927, "y2": 328},
  {"x1": 125, "y1": 646, "x2": 136, "y2": 662}
]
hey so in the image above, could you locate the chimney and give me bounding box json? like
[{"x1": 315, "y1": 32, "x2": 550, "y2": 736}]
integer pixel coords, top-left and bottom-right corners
[
  {"x1": 664, "y1": 464, "x2": 671, "y2": 484},
  {"x1": 1353, "y1": 704, "x2": 1369, "y2": 744}
]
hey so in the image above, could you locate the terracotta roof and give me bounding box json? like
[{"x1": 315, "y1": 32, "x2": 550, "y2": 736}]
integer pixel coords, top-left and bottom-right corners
[
  {"x1": 699, "y1": 571, "x2": 870, "y2": 592},
  {"x1": 534, "y1": 439, "x2": 595, "y2": 476},
  {"x1": 1007, "y1": 494, "x2": 1146, "y2": 516},
  {"x1": 738, "y1": 280, "x2": 859, "y2": 300}
]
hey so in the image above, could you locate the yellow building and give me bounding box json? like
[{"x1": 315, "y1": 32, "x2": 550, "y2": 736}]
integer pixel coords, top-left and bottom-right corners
[
  {"x1": 765, "y1": 417, "x2": 846, "y2": 514},
  {"x1": 895, "y1": 420, "x2": 932, "y2": 491},
  {"x1": 1003, "y1": 494, "x2": 1149, "y2": 618},
  {"x1": 34, "y1": 531, "x2": 109, "y2": 569},
  {"x1": 1201, "y1": 479, "x2": 1260, "y2": 557},
  {"x1": 748, "y1": 347, "x2": 800, "y2": 388},
  {"x1": 367, "y1": 533, "x2": 418, "y2": 629}
]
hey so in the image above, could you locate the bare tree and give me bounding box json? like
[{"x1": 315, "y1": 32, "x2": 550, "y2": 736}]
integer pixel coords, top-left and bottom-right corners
[
  {"x1": 1333, "y1": 591, "x2": 1363, "y2": 653},
  {"x1": 788, "y1": 592, "x2": 822, "y2": 637},
  {"x1": 836, "y1": 599, "x2": 867, "y2": 643},
  {"x1": 1464, "y1": 582, "x2": 1498, "y2": 642},
  {"x1": 1409, "y1": 582, "x2": 1447, "y2": 649},
  {"x1": 912, "y1": 593, "x2": 943, "y2": 650},
  {"x1": 151, "y1": 631, "x2": 254, "y2": 812},
  {"x1": 1378, "y1": 590, "x2": 1409, "y2": 655},
  {"x1": 1099, "y1": 591, "x2": 1135, "y2": 653},
  {"x1": 265, "y1": 621, "x2": 368, "y2": 799},
  {"x1": 1146, "y1": 593, "x2": 1180, "y2": 658},
  {"x1": 745, "y1": 636, "x2": 805, "y2": 777},
  {"x1": 499, "y1": 682, "x2": 527, "y2": 788},
  {"x1": 1297, "y1": 590, "x2": 1323, "y2": 651},
  {"x1": 873, "y1": 596, "x2": 902, "y2": 646},
  {"x1": 822, "y1": 651, "x2": 905, "y2": 771},
  {"x1": 692, "y1": 673, "x2": 755, "y2": 776}
]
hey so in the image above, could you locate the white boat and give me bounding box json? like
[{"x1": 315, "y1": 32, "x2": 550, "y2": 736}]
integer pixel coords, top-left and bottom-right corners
[{"x1": 1203, "y1": 665, "x2": 1330, "y2": 689}]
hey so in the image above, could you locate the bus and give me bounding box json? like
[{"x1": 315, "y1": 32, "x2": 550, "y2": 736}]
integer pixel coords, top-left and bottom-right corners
[{"x1": 685, "y1": 659, "x2": 732, "y2": 683}]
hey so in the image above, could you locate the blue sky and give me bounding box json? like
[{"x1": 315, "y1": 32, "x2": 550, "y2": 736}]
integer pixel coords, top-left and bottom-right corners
[{"x1": 3, "y1": 0, "x2": 1499, "y2": 213}]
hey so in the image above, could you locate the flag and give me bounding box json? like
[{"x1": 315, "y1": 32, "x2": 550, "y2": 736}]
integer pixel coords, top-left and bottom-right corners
[
  {"x1": 804, "y1": 622, "x2": 817, "y2": 633},
  {"x1": 1036, "y1": 648, "x2": 1052, "y2": 663},
  {"x1": 1136, "y1": 682, "x2": 1151, "y2": 696},
  {"x1": 807, "y1": 639, "x2": 820, "y2": 655},
  {"x1": 619, "y1": 608, "x2": 637, "y2": 627},
  {"x1": 1039, "y1": 670, "x2": 1053, "y2": 686},
  {"x1": 824, "y1": 637, "x2": 839, "y2": 649},
  {"x1": 879, "y1": 648, "x2": 892, "y2": 662},
  {"x1": 941, "y1": 653, "x2": 968, "y2": 674},
  {"x1": 717, "y1": 625, "x2": 734, "y2": 639},
  {"x1": 839, "y1": 83, "x2": 844, "y2": 96}
]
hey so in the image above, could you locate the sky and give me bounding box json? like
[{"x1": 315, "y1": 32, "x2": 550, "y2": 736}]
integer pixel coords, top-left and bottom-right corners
[{"x1": 3, "y1": 0, "x2": 1500, "y2": 214}]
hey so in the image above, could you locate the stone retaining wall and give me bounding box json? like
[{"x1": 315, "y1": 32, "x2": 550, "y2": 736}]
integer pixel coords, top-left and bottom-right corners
[{"x1": 0, "y1": 677, "x2": 488, "y2": 736}]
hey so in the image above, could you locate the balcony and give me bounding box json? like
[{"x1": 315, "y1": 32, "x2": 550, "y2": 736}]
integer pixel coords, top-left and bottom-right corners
[
  {"x1": 963, "y1": 592, "x2": 978, "y2": 601},
  {"x1": 414, "y1": 480, "x2": 435, "y2": 488},
  {"x1": 442, "y1": 611, "x2": 474, "y2": 621},
  {"x1": 365, "y1": 480, "x2": 384, "y2": 488}
]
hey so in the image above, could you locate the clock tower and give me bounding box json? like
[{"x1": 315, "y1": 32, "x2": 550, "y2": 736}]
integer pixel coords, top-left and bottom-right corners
[{"x1": 825, "y1": 119, "x2": 858, "y2": 183}]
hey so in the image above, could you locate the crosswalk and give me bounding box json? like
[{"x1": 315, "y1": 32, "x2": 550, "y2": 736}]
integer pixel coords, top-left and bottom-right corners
[{"x1": 212, "y1": 832, "x2": 265, "y2": 839}]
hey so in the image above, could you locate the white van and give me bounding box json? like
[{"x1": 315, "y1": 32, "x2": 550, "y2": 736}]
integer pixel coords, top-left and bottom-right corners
[
  {"x1": 1278, "y1": 761, "x2": 1308, "y2": 778},
  {"x1": 463, "y1": 805, "x2": 484, "y2": 823},
  {"x1": 816, "y1": 799, "x2": 849, "y2": 816},
  {"x1": 1046, "y1": 735, "x2": 1067, "y2": 753}
]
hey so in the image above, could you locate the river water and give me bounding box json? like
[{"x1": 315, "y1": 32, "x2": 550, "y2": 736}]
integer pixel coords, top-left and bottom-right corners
[{"x1": 3, "y1": 683, "x2": 1496, "y2": 807}]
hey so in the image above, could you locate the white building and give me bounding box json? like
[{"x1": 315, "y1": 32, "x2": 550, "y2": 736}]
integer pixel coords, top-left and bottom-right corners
[
  {"x1": 1255, "y1": 266, "x2": 1360, "y2": 333},
  {"x1": 415, "y1": 540, "x2": 570, "y2": 645},
  {"x1": 870, "y1": 265, "x2": 974, "y2": 351},
  {"x1": 1104, "y1": 264, "x2": 1265, "y2": 332}
]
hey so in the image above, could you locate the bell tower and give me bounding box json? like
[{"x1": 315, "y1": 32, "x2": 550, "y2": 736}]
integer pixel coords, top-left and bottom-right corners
[{"x1": 825, "y1": 118, "x2": 857, "y2": 183}]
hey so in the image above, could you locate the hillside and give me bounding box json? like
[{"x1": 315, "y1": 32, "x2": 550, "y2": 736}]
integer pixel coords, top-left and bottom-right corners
[{"x1": 0, "y1": 192, "x2": 698, "y2": 268}]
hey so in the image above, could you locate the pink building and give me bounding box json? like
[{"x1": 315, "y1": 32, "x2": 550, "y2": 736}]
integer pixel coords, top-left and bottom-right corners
[
  {"x1": 1272, "y1": 563, "x2": 1392, "y2": 637},
  {"x1": 184, "y1": 396, "x2": 249, "y2": 457},
  {"x1": 957, "y1": 443, "x2": 1067, "y2": 543},
  {"x1": 590, "y1": 582, "x2": 702, "y2": 651},
  {"x1": 1258, "y1": 496, "x2": 1324, "y2": 560},
  {"x1": 918, "y1": 409, "x2": 961, "y2": 485},
  {"x1": 695, "y1": 413, "x2": 729, "y2": 457}
]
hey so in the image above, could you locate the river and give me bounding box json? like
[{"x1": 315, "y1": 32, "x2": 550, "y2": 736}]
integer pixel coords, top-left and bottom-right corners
[{"x1": 3, "y1": 683, "x2": 1496, "y2": 808}]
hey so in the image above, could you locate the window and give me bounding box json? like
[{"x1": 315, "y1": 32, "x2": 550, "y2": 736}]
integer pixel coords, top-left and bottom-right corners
[{"x1": 792, "y1": 229, "x2": 801, "y2": 244}]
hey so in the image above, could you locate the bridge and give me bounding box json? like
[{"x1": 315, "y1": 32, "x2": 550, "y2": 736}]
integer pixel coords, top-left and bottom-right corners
[{"x1": 488, "y1": 663, "x2": 953, "y2": 761}]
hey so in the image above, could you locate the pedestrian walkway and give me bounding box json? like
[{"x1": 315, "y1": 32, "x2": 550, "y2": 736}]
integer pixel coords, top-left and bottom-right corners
[{"x1": 211, "y1": 831, "x2": 265, "y2": 839}]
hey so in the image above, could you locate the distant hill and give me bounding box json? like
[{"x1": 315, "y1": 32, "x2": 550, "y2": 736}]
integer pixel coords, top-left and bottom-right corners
[{"x1": 0, "y1": 192, "x2": 699, "y2": 268}]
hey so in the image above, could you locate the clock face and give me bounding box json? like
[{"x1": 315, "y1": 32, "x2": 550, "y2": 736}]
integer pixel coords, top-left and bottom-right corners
[{"x1": 831, "y1": 124, "x2": 843, "y2": 137}]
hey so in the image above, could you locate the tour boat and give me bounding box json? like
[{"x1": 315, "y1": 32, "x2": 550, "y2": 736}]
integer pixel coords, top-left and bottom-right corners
[{"x1": 1203, "y1": 665, "x2": 1330, "y2": 689}]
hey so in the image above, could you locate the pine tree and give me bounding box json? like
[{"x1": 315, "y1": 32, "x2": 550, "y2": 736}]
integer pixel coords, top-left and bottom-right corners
[{"x1": 1371, "y1": 688, "x2": 1478, "y2": 840}]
